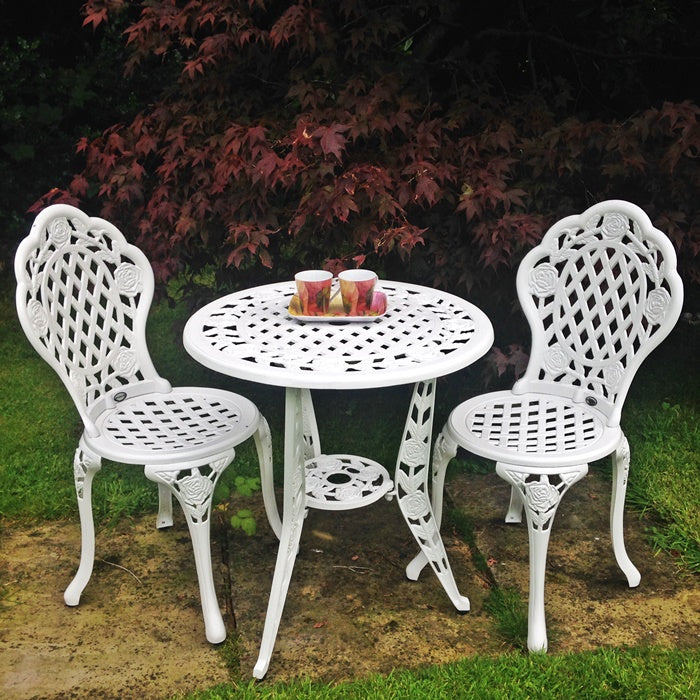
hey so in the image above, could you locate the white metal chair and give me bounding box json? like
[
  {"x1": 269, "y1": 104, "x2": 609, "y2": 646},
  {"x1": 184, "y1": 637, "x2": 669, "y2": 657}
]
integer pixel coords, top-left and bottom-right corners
[
  {"x1": 429, "y1": 200, "x2": 683, "y2": 651},
  {"x1": 14, "y1": 204, "x2": 275, "y2": 644}
]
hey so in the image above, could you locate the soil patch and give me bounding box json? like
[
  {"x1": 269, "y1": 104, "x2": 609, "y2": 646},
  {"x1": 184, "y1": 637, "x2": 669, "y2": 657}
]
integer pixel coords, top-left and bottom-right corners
[{"x1": 1, "y1": 470, "x2": 698, "y2": 699}]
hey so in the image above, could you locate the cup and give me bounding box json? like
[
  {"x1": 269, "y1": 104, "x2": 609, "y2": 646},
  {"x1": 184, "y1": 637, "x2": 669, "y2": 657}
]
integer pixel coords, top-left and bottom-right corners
[
  {"x1": 338, "y1": 269, "x2": 378, "y2": 315},
  {"x1": 295, "y1": 270, "x2": 333, "y2": 315}
]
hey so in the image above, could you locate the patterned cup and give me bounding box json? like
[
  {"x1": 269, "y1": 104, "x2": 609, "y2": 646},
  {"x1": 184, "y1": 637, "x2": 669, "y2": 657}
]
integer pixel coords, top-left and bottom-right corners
[
  {"x1": 295, "y1": 270, "x2": 333, "y2": 315},
  {"x1": 339, "y1": 269, "x2": 378, "y2": 315}
]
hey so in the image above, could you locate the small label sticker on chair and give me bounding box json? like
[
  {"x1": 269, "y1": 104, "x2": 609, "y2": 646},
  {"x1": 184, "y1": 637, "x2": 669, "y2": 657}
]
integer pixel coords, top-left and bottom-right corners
[{"x1": 113, "y1": 391, "x2": 127, "y2": 402}]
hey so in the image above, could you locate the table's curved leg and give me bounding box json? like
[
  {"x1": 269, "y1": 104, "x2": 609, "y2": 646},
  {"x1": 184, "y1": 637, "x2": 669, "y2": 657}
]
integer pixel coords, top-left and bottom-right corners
[
  {"x1": 255, "y1": 416, "x2": 281, "y2": 539},
  {"x1": 405, "y1": 429, "x2": 458, "y2": 581},
  {"x1": 396, "y1": 380, "x2": 470, "y2": 612},
  {"x1": 300, "y1": 388, "x2": 322, "y2": 460},
  {"x1": 253, "y1": 387, "x2": 307, "y2": 679}
]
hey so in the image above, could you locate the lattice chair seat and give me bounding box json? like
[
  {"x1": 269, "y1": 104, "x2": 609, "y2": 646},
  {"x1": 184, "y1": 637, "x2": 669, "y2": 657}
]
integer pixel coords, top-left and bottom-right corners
[
  {"x1": 14, "y1": 204, "x2": 276, "y2": 645},
  {"x1": 428, "y1": 200, "x2": 683, "y2": 654},
  {"x1": 447, "y1": 390, "x2": 621, "y2": 468},
  {"x1": 90, "y1": 387, "x2": 259, "y2": 463}
]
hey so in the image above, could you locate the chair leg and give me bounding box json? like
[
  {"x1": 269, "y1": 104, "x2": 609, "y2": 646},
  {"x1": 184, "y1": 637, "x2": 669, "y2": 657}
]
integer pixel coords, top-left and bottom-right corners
[
  {"x1": 64, "y1": 440, "x2": 102, "y2": 606},
  {"x1": 505, "y1": 485, "x2": 524, "y2": 523},
  {"x1": 254, "y1": 415, "x2": 281, "y2": 539},
  {"x1": 145, "y1": 452, "x2": 235, "y2": 644},
  {"x1": 156, "y1": 483, "x2": 174, "y2": 529},
  {"x1": 610, "y1": 435, "x2": 641, "y2": 587},
  {"x1": 496, "y1": 462, "x2": 588, "y2": 652},
  {"x1": 429, "y1": 430, "x2": 457, "y2": 530},
  {"x1": 405, "y1": 428, "x2": 457, "y2": 581}
]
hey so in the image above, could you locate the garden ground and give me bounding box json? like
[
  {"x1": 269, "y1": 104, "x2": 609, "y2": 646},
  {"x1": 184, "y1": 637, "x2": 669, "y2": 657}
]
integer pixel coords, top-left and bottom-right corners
[{"x1": 2, "y1": 469, "x2": 699, "y2": 700}]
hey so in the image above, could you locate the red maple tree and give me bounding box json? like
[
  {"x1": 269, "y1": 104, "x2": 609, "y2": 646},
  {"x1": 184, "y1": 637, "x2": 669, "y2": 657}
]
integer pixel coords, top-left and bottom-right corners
[{"x1": 33, "y1": 0, "x2": 699, "y2": 320}]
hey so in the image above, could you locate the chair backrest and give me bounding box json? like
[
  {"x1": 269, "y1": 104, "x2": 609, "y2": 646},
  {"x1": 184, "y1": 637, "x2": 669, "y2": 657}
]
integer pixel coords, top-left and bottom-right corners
[
  {"x1": 15, "y1": 204, "x2": 169, "y2": 437},
  {"x1": 513, "y1": 200, "x2": 683, "y2": 427}
]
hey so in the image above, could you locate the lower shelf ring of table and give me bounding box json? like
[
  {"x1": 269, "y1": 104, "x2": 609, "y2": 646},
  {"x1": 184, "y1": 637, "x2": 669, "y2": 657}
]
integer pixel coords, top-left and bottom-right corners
[{"x1": 304, "y1": 454, "x2": 394, "y2": 510}]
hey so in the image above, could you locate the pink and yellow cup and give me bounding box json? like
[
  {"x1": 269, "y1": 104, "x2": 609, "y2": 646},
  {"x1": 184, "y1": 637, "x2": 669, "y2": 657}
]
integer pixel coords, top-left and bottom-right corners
[
  {"x1": 295, "y1": 270, "x2": 333, "y2": 315},
  {"x1": 339, "y1": 269, "x2": 378, "y2": 315}
]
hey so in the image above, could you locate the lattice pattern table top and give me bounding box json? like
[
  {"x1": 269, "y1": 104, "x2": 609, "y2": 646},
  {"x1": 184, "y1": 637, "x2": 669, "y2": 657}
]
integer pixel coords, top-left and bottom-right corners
[{"x1": 184, "y1": 281, "x2": 494, "y2": 389}]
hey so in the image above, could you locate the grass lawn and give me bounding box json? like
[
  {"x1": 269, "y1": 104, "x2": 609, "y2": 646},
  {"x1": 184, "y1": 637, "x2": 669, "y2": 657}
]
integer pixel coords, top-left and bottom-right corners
[
  {"x1": 180, "y1": 647, "x2": 699, "y2": 699},
  {"x1": 1, "y1": 272, "x2": 697, "y2": 698}
]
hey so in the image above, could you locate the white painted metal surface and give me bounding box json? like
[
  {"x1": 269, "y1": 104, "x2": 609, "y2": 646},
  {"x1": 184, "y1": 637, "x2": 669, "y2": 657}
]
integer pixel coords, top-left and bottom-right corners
[
  {"x1": 183, "y1": 278, "x2": 494, "y2": 677},
  {"x1": 15, "y1": 204, "x2": 273, "y2": 645},
  {"x1": 184, "y1": 280, "x2": 494, "y2": 389},
  {"x1": 424, "y1": 200, "x2": 684, "y2": 653}
]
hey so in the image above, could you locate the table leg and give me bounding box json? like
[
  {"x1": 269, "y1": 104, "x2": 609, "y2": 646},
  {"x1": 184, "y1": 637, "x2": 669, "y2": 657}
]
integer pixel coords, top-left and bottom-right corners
[
  {"x1": 253, "y1": 387, "x2": 307, "y2": 679},
  {"x1": 300, "y1": 388, "x2": 322, "y2": 460},
  {"x1": 396, "y1": 380, "x2": 470, "y2": 611}
]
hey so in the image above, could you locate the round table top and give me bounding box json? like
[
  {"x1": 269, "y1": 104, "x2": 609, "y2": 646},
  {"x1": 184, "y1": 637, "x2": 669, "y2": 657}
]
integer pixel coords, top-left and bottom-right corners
[{"x1": 183, "y1": 280, "x2": 494, "y2": 390}]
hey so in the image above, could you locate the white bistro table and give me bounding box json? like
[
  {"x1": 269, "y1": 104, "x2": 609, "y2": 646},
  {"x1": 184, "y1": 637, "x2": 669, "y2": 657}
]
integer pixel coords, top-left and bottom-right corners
[{"x1": 183, "y1": 280, "x2": 494, "y2": 678}]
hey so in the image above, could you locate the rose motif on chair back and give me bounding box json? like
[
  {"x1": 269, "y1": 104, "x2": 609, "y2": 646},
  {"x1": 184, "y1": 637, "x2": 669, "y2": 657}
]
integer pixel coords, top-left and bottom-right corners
[
  {"x1": 600, "y1": 212, "x2": 628, "y2": 239},
  {"x1": 644, "y1": 288, "x2": 671, "y2": 325},
  {"x1": 27, "y1": 299, "x2": 49, "y2": 337},
  {"x1": 48, "y1": 218, "x2": 72, "y2": 247},
  {"x1": 602, "y1": 361, "x2": 625, "y2": 391},
  {"x1": 544, "y1": 343, "x2": 568, "y2": 375},
  {"x1": 529, "y1": 263, "x2": 558, "y2": 298},
  {"x1": 516, "y1": 202, "x2": 681, "y2": 424},
  {"x1": 114, "y1": 263, "x2": 143, "y2": 297},
  {"x1": 113, "y1": 349, "x2": 137, "y2": 378}
]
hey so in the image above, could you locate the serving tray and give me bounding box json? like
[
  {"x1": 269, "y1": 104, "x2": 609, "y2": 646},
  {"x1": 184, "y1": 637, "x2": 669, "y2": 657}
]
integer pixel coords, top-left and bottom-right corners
[{"x1": 287, "y1": 290, "x2": 387, "y2": 322}]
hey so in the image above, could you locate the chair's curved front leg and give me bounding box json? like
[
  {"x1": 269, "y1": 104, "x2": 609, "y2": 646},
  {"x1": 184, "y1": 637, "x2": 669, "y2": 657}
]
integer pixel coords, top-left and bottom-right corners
[
  {"x1": 496, "y1": 462, "x2": 587, "y2": 652},
  {"x1": 64, "y1": 439, "x2": 102, "y2": 606},
  {"x1": 610, "y1": 435, "x2": 641, "y2": 587},
  {"x1": 145, "y1": 450, "x2": 235, "y2": 645}
]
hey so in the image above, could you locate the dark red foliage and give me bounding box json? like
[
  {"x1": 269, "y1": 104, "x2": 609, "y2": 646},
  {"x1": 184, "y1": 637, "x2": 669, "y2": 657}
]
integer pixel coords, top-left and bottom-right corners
[{"x1": 31, "y1": 0, "x2": 699, "y2": 312}]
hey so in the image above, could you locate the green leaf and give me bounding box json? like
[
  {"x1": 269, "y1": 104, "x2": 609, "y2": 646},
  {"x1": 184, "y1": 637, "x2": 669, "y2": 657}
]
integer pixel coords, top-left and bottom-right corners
[{"x1": 230, "y1": 508, "x2": 257, "y2": 536}]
